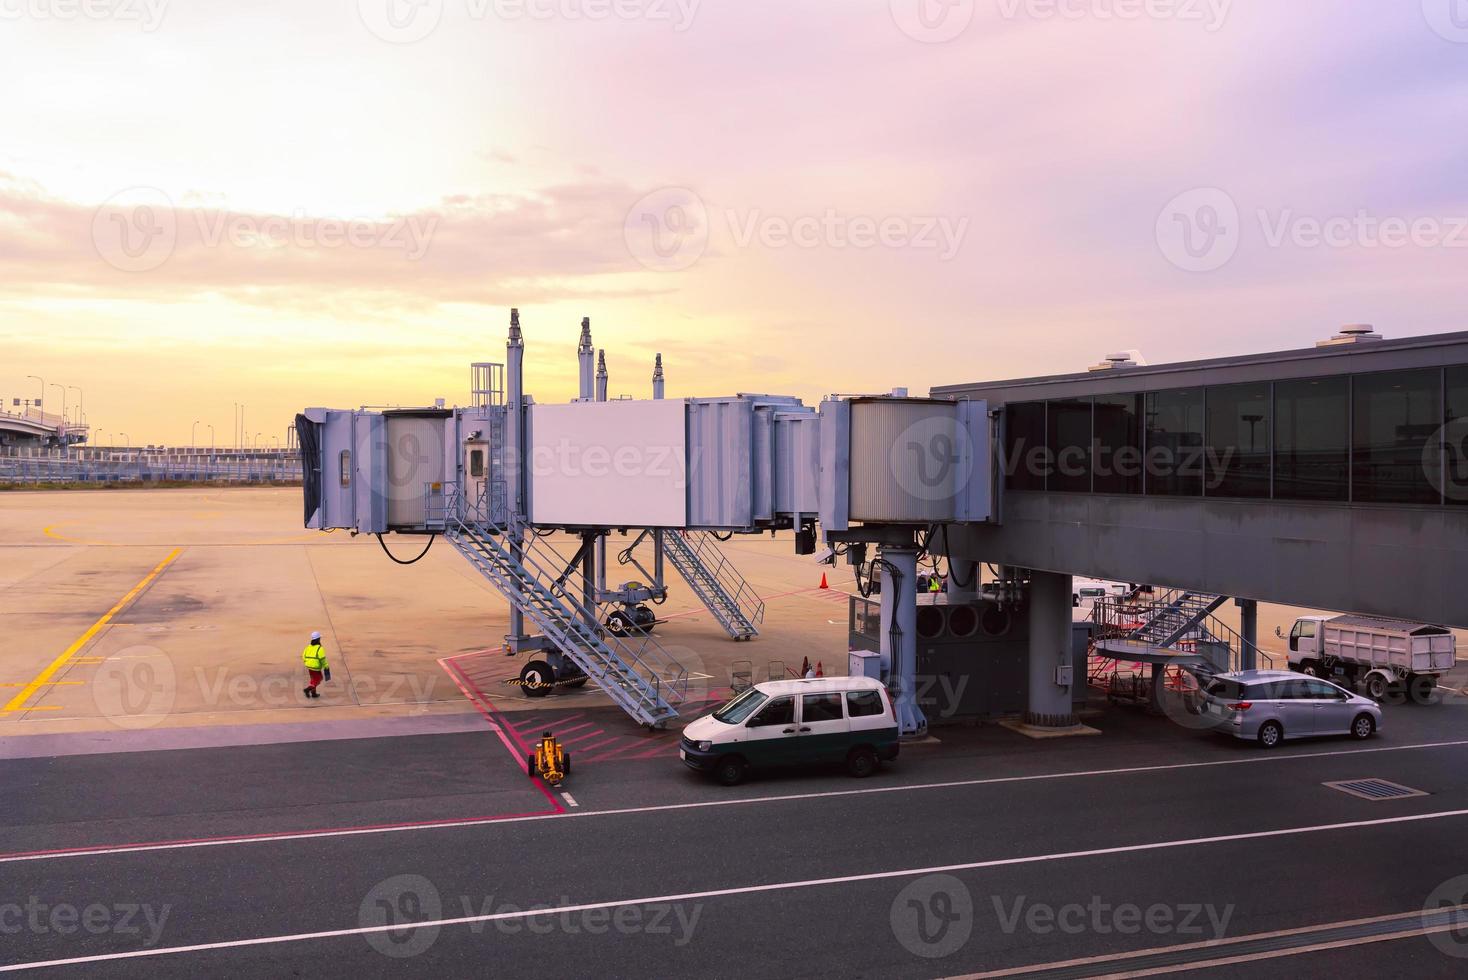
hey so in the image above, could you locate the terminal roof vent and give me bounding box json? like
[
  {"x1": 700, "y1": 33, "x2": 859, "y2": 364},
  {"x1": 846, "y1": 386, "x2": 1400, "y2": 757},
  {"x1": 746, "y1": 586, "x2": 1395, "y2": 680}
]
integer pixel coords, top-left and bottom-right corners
[
  {"x1": 1088, "y1": 349, "x2": 1147, "y2": 373},
  {"x1": 1317, "y1": 324, "x2": 1384, "y2": 347}
]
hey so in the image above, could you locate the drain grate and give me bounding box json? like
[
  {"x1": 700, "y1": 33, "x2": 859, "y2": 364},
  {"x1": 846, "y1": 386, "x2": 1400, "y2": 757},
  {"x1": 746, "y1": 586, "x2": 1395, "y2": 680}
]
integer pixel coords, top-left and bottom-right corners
[{"x1": 1324, "y1": 778, "x2": 1429, "y2": 801}]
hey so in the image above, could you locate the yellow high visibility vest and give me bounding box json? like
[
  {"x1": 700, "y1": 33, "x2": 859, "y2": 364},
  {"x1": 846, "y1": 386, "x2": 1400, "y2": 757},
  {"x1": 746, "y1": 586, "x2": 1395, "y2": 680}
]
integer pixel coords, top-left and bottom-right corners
[{"x1": 302, "y1": 643, "x2": 327, "y2": 670}]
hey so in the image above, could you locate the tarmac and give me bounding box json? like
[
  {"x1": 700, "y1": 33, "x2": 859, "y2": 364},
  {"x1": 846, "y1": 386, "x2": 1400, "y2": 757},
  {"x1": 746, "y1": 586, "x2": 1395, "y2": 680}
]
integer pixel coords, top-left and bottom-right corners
[
  {"x1": 0, "y1": 487, "x2": 856, "y2": 748},
  {"x1": 4, "y1": 488, "x2": 1468, "y2": 976}
]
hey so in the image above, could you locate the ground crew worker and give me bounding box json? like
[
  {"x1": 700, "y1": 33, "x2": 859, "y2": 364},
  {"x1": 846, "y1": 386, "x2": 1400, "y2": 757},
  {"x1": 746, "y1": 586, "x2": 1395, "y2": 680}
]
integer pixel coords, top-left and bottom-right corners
[{"x1": 302, "y1": 631, "x2": 328, "y2": 698}]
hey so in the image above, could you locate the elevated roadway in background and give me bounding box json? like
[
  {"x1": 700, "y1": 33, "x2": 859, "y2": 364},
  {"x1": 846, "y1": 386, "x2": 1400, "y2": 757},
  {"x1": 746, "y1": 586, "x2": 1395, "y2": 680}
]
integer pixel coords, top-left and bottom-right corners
[
  {"x1": 0, "y1": 407, "x2": 85, "y2": 447},
  {"x1": 936, "y1": 328, "x2": 1468, "y2": 628}
]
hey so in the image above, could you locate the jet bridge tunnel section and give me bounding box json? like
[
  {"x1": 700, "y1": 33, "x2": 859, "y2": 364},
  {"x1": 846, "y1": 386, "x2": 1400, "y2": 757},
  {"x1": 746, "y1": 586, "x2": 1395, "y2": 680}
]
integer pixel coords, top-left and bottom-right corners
[{"x1": 295, "y1": 310, "x2": 1095, "y2": 734}]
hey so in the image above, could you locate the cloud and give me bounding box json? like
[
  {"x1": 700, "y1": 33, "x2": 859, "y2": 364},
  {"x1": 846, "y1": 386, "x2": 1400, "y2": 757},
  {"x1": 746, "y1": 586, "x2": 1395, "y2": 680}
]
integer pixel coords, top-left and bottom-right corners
[{"x1": 0, "y1": 173, "x2": 674, "y2": 313}]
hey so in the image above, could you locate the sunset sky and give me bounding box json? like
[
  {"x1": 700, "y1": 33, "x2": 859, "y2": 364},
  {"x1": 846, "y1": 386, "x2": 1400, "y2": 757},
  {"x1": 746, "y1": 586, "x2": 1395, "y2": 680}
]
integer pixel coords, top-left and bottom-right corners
[{"x1": 3, "y1": 1, "x2": 1466, "y2": 445}]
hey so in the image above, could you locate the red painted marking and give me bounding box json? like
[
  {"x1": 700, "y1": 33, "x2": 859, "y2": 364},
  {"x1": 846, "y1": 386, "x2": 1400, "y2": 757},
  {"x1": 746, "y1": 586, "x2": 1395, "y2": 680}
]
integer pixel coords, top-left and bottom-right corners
[
  {"x1": 572, "y1": 736, "x2": 624, "y2": 756},
  {"x1": 513, "y1": 713, "x2": 584, "y2": 734},
  {"x1": 438, "y1": 658, "x2": 564, "y2": 813},
  {"x1": 562, "y1": 729, "x2": 606, "y2": 746}
]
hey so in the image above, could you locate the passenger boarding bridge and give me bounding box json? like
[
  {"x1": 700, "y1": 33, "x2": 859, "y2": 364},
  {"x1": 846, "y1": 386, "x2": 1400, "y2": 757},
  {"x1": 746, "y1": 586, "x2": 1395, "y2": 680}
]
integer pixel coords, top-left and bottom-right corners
[{"x1": 297, "y1": 315, "x2": 1467, "y2": 734}]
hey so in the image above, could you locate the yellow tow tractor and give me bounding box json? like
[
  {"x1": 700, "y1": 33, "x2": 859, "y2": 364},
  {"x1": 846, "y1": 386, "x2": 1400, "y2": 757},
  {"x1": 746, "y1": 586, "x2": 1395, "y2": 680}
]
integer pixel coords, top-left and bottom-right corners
[{"x1": 526, "y1": 730, "x2": 570, "y2": 786}]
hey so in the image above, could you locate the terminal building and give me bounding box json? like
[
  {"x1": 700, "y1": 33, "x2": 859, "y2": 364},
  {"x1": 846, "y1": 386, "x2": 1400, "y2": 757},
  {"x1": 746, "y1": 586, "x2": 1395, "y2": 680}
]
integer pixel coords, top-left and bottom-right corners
[{"x1": 936, "y1": 325, "x2": 1468, "y2": 630}]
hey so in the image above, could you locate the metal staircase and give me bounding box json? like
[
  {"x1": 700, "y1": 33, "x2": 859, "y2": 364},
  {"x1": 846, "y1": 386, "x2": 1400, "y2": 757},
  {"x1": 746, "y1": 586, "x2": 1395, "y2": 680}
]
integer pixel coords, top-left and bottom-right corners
[
  {"x1": 1129, "y1": 591, "x2": 1228, "y2": 647},
  {"x1": 660, "y1": 531, "x2": 765, "y2": 641},
  {"x1": 1091, "y1": 588, "x2": 1279, "y2": 672},
  {"x1": 443, "y1": 489, "x2": 688, "y2": 727}
]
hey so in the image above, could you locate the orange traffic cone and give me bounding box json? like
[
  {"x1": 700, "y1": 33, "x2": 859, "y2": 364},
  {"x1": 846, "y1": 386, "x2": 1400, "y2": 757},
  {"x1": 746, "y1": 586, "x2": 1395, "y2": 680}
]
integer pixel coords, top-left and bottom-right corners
[
  {"x1": 819, "y1": 573, "x2": 829, "y2": 589},
  {"x1": 815, "y1": 661, "x2": 824, "y2": 677}
]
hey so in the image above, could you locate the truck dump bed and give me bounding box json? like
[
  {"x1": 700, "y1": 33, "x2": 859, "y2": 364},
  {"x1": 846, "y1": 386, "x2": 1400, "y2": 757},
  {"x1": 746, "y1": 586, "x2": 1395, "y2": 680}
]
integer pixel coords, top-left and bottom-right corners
[{"x1": 1323, "y1": 615, "x2": 1456, "y2": 674}]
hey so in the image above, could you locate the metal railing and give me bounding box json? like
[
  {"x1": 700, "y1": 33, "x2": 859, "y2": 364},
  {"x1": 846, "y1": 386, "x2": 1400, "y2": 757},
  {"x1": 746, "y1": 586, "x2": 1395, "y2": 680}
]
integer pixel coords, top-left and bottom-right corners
[
  {"x1": 668, "y1": 532, "x2": 766, "y2": 627},
  {"x1": 0, "y1": 446, "x2": 302, "y2": 485},
  {"x1": 1091, "y1": 590, "x2": 1280, "y2": 671},
  {"x1": 441, "y1": 483, "x2": 688, "y2": 725}
]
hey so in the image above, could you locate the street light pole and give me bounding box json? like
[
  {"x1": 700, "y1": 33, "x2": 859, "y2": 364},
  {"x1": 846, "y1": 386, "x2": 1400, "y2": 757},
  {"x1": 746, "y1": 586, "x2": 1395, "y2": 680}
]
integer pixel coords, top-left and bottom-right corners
[
  {"x1": 26, "y1": 375, "x2": 42, "y2": 415},
  {"x1": 120, "y1": 432, "x2": 129, "y2": 448},
  {"x1": 68, "y1": 386, "x2": 83, "y2": 429},
  {"x1": 191, "y1": 420, "x2": 200, "y2": 451}
]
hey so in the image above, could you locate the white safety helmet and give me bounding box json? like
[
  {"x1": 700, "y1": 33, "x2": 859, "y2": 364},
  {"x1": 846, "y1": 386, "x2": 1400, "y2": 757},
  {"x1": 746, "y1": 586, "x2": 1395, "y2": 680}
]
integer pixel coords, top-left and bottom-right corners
[{"x1": 310, "y1": 631, "x2": 322, "y2": 642}]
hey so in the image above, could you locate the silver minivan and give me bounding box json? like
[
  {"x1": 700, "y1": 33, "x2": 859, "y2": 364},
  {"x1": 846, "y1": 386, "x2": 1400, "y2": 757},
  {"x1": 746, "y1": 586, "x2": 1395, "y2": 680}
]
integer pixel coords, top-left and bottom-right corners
[{"x1": 1200, "y1": 669, "x2": 1382, "y2": 748}]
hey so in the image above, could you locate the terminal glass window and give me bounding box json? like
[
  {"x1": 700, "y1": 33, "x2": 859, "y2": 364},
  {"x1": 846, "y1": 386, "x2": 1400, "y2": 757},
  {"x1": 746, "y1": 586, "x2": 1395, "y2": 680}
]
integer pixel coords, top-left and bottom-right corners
[
  {"x1": 1093, "y1": 393, "x2": 1143, "y2": 494},
  {"x1": 1352, "y1": 369, "x2": 1442, "y2": 504},
  {"x1": 1004, "y1": 402, "x2": 1047, "y2": 491},
  {"x1": 1274, "y1": 377, "x2": 1349, "y2": 501},
  {"x1": 1046, "y1": 398, "x2": 1092, "y2": 492},
  {"x1": 1144, "y1": 389, "x2": 1204, "y2": 496},
  {"x1": 339, "y1": 450, "x2": 351, "y2": 488},
  {"x1": 1446, "y1": 366, "x2": 1468, "y2": 505},
  {"x1": 1205, "y1": 383, "x2": 1271, "y2": 498}
]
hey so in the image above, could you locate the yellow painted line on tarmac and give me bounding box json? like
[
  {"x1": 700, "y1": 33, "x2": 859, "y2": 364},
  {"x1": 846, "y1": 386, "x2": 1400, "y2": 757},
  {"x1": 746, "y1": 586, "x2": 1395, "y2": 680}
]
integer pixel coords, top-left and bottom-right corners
[
  {"x1": 0, "y1": 681, "x2": 82, "y2": 688},
  {"x1": 2, "y1": 548, "x2": 182, "y2": 714}
]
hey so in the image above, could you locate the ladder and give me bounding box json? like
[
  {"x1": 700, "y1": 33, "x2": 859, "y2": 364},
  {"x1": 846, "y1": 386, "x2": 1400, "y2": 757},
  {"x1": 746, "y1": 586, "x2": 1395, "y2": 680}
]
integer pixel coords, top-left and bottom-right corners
[
  {"x1": 661, "y1": 531, "x2": 765, "y2": 641},
  {"x1": 444, "y1": 496, "x2": 687, "y2": 727}
]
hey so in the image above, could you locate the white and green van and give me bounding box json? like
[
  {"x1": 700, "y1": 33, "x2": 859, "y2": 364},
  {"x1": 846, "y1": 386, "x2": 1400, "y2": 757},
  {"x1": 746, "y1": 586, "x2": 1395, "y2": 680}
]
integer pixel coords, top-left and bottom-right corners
[{"x1": 680, "y1": 676, "x2": 900, "y2": 786}]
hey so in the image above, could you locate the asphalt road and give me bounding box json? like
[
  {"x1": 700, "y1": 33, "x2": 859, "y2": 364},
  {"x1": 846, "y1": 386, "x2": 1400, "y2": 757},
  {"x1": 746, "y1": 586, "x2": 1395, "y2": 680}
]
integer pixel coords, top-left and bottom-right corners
[{"x1": 4, "y1": 701, "x2": 1468, "y2": 977}]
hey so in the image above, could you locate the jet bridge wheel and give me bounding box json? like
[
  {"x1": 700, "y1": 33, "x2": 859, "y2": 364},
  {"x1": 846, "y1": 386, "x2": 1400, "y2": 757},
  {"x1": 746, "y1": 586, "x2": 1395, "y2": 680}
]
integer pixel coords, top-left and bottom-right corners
[{"x1": 520, "y1": 661, "x2": 554, "y2": 698}]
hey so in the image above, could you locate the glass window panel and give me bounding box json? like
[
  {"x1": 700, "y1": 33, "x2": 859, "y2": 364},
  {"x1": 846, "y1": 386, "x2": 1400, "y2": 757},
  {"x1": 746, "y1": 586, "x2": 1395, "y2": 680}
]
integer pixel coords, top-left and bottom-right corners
[
  {"x1": 1274, "y1": 377, "x2": 1349, "y2": 501},
  {"x1": 1352, "y1": 369, "x2": 1442, "y2": 504},
  {"x1": 1144, "y1": 389, "x2": 1204, "y2": 496},
  {"x1": 1004, "y1": 402, "x2": 1047, "y2": 491},
  {"x1": 801, "y1": 693, "x2": 844, "y2": 723},
  {"x1": 846, "y1": 691, "x2": 884, "y2": 718},
  {"x1": 1046, "y1": 398, "x2": 1092, "y2": 492},
  {"x1": 1446, "y1": 366, "x2": 1468, "y2": 505},
  {"x1": 1205, "y1": 382, "x2": 1271, "y2": 498},
  {"x1": 1094, "y1": 393, "x2": 1143, "y2": 494}
]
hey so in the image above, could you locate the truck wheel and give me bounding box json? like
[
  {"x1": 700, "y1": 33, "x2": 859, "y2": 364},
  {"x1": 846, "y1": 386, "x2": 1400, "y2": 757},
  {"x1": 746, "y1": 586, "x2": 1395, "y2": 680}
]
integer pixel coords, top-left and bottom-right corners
[
  {"x1": 526, "y1": 753, "x2": 537, "y2": 777},
  {"x1": 562, "y1": 751, "x2": 571, "y2": 776},
  {"x1": 520, "y1": 661, "x2": 554, "y2": 698},
  {"x1": 1365, "y1": 673, "x2": 1389, "y2": 702},
  {"x1": 1257, "y1": 721, "x2": 1283, "y2": 749},
  {"x1": 1351, "y1": 714, "x2": 1376, "y2": 740},
  {"x1": 715, "y1": 756, "x2": 747, "y2": 786},
  {"x1": 1299, "y1": 662, "x2": 1319, "y2": 678},
  {"x1": 1409, "y1": 675, "x2": 1438, "y2": 705},
  {"x1": 847, "y1": 747, "x2": 879, "y2": 778}
]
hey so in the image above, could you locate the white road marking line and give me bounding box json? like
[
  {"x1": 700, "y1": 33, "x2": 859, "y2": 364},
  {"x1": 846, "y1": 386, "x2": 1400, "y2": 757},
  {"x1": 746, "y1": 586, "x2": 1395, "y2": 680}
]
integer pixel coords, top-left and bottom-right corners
[
  {"x1": 1089, "y1": 922, "x2": 1467, "y2": 978},
  {"x1": 5, "y1": 808, "x2": 1468, "y2": 973},
  {"x1": 560, "y1": 792, "x2": 579, "y2": 808},
  {"x1": 7, "y1": 737, "x2": 1468, "y2": 865},
  {"x1": 950, "y1": 904, "x2": 1468, "y2": 978}
]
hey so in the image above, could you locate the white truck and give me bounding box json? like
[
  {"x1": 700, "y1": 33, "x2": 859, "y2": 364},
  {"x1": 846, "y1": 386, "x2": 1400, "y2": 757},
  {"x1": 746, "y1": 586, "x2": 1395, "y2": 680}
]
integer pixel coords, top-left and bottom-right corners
[{"x1": 1282, "y1": 614, "x2": 1457, "y2": 703}]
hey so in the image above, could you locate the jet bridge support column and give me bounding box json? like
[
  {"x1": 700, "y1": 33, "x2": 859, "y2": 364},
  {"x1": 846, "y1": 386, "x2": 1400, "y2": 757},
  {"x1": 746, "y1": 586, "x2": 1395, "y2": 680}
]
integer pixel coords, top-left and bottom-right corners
[
  {"x1": 879, "y1": 545, "x2": 926, "y2": 738},
  {"x1": 1237, "y1": 598, "x2": 1258, "y2": 671},
  {"x1": 1026, "y1": 570, "x2": 1078, "y2": 728}
]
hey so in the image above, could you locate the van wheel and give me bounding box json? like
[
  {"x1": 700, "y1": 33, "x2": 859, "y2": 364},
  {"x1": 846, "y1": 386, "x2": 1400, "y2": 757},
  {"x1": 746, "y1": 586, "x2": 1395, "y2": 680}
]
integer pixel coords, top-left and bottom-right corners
[
  {"x1": 1257, "y1": 721, "x2": 1283, "y2": 749},
  {"x1": 1351, "y1": 714, "x2": 1376, "y2": 740},
  {"x1": 1365, "y1": 673, "x2": 1389, "y2": 702},
  {"x1": 714, "y1": 756, "x2": 747, "y2": 786},
  {"x1": 847, "y1": 747, "x2": 879, "y2": 778}
]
